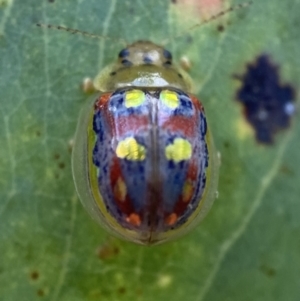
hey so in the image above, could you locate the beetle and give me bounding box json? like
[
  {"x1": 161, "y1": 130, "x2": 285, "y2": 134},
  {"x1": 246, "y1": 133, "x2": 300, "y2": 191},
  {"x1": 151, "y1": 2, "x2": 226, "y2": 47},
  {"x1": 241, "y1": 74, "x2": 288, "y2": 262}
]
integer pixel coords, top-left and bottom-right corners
[
  {"x1": 72, "y1": 41, "x2": 219, "y2": 245},
  {"x1": 37, "y1": 1, "x2": 252, "y2": 245}
]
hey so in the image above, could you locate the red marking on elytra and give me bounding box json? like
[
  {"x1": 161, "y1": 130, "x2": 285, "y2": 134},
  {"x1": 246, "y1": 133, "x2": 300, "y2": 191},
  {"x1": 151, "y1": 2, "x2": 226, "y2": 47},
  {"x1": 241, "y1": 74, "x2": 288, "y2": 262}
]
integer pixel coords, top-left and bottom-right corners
[
  {"x1": 186, "y1": 160, "x2": 198, "y2": 180},
  {"x1": 113, "y1": 115, "x2": 149, "y2": 137},
  {"x1": 189, "y1": 95, "x2": 204, "y2": 111},
  {"x1": 159, "y1": 115, "x2": 198, "y2": 137},
  {"x1": 110, "y1": 157, "x2": 135, "y2": 216},
  {"x1": 172, "y1": 162, "x2": 198, "y2": 216},
  {"x1": 94, "y1": 93, "x2": 112, "y2": 110}
]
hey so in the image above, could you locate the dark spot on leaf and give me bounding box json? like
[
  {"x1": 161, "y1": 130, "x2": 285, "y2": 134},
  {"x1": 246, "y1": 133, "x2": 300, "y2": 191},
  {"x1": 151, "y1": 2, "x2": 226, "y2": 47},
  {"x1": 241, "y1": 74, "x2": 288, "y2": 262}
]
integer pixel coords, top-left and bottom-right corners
[
  {"x1": 217, "y1": 24, "x2": 225, "y2": 32},
  {"x1": 280, "y1": 165, "x2": 295, "y2": 176},
  {"x1": 118, "y1": 287, "x2": 126, "y2": 294},
  {"x1": 223, "y1": 141, "x2": 230, "y2": 148},
  {"x1": 260, "y1": 264, "x2": 276, "y2": 277},
  {"x1": 110, "y1": 71, "x2": 117, "y2": 76},
  {"x1": 136, "y1": 288, "x2": 143, "y2": 296},
  {"x1": 53, "y1": 153, "x2": 60, "y2": 160},
  {"x1": 30, "y1": 271, "x2": 39, "y2": 280},
  {"x1": 235, "y1": 54, "x2": 296, "y2": 144},
  {"x1": 171, "y1": 0, "x2": 177, "y2": 4},
  {"x1": 48, "y1": 0, "x2": 55, "y2": 2},
  {"x1": 37, "y1": 289, "x2": 45, "y2": 297},
  {"x1": 185, "y1": 36, "x2": 193, "y2": 44},
  {"x1": 177, "y1": 73, "x2": 183, "y2": 78},
  {"x1": 97, "y1": 243, "x2": 119, "y2": 260},
  {"x1": 36, "y1": 130, "x2": 41, "y2": 137},
  {"x1": 0, "y1": 0, "x2": 8, "y2": 7},
  {"x1": 58, "y1": 162, "x2": 65, "y2": 169}
]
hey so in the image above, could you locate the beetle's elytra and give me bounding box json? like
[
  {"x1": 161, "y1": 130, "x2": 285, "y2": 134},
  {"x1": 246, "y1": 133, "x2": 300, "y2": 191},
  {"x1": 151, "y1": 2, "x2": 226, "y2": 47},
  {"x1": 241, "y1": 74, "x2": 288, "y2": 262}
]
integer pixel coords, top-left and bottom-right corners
[{"x1": 72, "y1": 41, "x2": 219, "y2": 245}]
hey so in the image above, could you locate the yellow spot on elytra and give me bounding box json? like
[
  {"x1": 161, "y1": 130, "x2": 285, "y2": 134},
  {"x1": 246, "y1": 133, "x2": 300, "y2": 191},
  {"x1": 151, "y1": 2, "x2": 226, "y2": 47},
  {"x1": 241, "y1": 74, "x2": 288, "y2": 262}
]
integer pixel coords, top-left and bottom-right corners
[
  {"x1": 165, "y1": 138, "x2": 192, "y2": 162},
  {"x1": 160, "y1": 90, "x2": 179, "y2": 109},
  {"x1": 113, "y1": 178, "x2": 127, "y2": 202},
  {"x1": 124, "y1": 89, "x2": 145, "y2": 107},
  {"x1": 182, "y1": 180, "x2": 193, "y2": 202},
  {"x1": 126, "y1": 213, "x2": 141, "y2": 226},
  {"x1": 116, "y1": 137, "x2": 146, "y2": 161}
]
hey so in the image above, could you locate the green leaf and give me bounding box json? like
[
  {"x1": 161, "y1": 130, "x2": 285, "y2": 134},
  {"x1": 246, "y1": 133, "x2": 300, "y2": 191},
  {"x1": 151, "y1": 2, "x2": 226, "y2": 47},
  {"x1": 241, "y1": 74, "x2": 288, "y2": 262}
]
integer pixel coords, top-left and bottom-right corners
[{"x1": 0, "y1": 0, "x2": 299, "y2": 300}]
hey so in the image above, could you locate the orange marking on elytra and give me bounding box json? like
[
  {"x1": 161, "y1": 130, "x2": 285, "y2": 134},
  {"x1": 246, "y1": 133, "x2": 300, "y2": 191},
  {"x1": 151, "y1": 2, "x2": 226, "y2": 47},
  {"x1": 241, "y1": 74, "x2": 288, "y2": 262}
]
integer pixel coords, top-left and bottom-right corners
[
  {"x1": 165, "y1": 213, "x2": 178, "y2": 226},
  {"x1": 126, "y1": 213, "x2": 141, "y2": 226},
  {"x1": 94, "y1": 93, "x2": 112, "y2": 110}
]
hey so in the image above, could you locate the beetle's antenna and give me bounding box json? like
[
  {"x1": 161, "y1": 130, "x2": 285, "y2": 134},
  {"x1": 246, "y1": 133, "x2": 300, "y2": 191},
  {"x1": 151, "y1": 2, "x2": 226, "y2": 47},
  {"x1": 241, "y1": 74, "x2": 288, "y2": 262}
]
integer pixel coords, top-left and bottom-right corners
[
  {"x1": 162, "y1": 1, "x2": 253, "y2": 45},
  {"x1": 36, "y1": 23, "x2": 128, "y2": 46}
]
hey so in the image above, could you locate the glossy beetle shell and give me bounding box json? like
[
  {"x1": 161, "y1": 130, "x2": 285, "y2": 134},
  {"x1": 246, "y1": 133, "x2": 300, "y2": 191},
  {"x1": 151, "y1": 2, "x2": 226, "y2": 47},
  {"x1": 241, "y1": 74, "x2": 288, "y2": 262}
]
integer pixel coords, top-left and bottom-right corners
[{"x1": 72, "y1": 41, "x2": 219, "y2": 245}]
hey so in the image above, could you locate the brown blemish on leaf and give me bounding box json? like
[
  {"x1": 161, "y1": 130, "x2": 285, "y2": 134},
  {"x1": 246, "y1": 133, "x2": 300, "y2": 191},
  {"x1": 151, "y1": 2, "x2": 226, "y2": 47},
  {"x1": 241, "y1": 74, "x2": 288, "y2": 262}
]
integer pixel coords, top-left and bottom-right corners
[
  {"x1": 58, "y1": 162, "x2": 65, "y2": 169},
  {"x1": 97, "y1": 243, "x2": 120, "y2": 260},
  {"x1": 174, "y1": 0, "x2": 223, "y2": 19},
  {"x1": 37, "y1": 289, "x2": 45, "y2": 297},
  {"x1": 280, "y1": 165, "x2": 295, "y2": 176},
  {"x1": 223, "y1": 140, "x2": 230, "y2": 148},
  {"x1": 53, "y1": 153, "x2": 60, "y2": 160},
  {"x1": 217, "y1": 24, "x2": 225, "y2": 32},
  {"x1": 260, "y1": 264, "x2": 276, "y2": 277},
  {"x1": 136, "y1": 288, "x2": 143, "y2": 296},
  {"x1": 30, "y1": 271, "x2": 39, "y2": 280},
  {"x1": 118, "y1": 287, "x2": 126, "y2": 294},
  {"x1": 68, "y1": 139, "x2": 74, "y2": 153}
]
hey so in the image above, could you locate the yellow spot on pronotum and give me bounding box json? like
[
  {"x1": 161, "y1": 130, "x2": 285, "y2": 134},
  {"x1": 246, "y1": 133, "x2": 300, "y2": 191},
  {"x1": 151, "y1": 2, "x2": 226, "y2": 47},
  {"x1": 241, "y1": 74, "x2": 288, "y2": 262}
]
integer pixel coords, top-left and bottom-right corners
[
  {"x1": 113, "y1": 178, "x2": 127, "y2": 202},
  {"x1": 165, "y1": 138, "x2": 192, "y2": 162},
  {"x1": 124, "y1": 89, "x2": 145, "y2": 107},
  {"x1": 116, "y1": 137, "x2": 146, "y2": 161},
  {"x1": 160, "y1": 90, "x2": 179, "y2": 109},
  {"x1": 182, "y1": 180, "x2": 193, "y2": 202}
]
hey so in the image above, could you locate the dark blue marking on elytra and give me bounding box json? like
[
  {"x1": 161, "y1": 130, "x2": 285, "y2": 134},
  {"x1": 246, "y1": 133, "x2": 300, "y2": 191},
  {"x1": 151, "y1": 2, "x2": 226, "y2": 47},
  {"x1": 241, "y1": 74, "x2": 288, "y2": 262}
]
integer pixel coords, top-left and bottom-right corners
[
  {"x1": 163, "y1": 49, "x2": 172, "y2": 60},
  {"x1": 176, "y1": 90, "x2": 189, "y2": 97},
  {"x1": 119, "y1": 159, "x2": 147, "y2": 212},
  {"x1": 204, "y1": 143, "x2": 209, "y2": 168},
  {"x1": 236, "y1": 55, "x2": 295, "y2": 144},
  {"x1": 92, "y1": 143, "x2": 100, "y2": 167},
  {"x1": 199, "y1": 112, "x2": 207, "y2": 136},
  {"x1": 118, "y1": 48, "x2": 129, "y2": 58},
  {"x1": 93, "y1": 112, "x2": 105, "y2": 142},
  {"x1": 180, "y1": 95, "x2": 193, "y2": 110}
]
